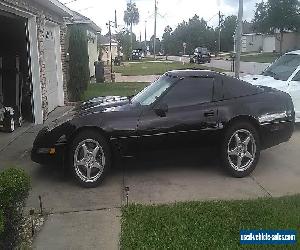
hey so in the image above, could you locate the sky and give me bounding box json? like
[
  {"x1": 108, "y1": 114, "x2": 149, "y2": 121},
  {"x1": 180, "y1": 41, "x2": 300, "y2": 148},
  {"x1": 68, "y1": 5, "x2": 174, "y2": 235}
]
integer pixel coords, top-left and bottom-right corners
[{"x1": 63, "y1": 0, "x2": 263, "y2": 39}]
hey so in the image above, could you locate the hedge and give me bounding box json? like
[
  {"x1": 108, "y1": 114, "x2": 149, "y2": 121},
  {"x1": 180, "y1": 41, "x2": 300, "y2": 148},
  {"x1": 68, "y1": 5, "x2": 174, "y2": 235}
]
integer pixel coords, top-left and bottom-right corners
[
  {"x1": 0, "y1": 210, "x2": 3, "y2": 235},
  {"x1": 68, "y1": 24, "x2": 90, "y2": 101},
  {"x1": 0, "y1": 168, "x2": 31, "y2": 249}
]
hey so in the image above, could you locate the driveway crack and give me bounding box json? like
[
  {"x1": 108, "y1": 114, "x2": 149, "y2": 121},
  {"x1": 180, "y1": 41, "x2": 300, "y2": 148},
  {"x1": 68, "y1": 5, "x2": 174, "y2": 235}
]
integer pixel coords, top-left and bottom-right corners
[{"x1": 250, "y1": 175, "x2": 272, "y2": 197}]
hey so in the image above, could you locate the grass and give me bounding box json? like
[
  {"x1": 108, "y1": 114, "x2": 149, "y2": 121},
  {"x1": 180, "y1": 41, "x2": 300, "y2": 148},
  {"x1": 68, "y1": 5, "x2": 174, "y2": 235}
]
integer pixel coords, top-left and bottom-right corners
[
  {"x1": 114, "y1": 61, "x2": 225, "y2": 76},
  {"x1": 82, "y1": 82, "x2": 148, "y2": 101},
  {"x1": 241, "y1": 53, "x2": 280, "y2": 63},
  {"x1": 121, "y1": 195, "x2": 300, "y2": 249}
]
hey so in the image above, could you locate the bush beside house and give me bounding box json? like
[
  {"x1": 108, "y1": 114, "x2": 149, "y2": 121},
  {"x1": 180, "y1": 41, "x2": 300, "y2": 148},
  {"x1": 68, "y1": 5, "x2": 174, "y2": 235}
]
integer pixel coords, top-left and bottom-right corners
[
  {"x1": 0, "y1": 168, "x2": 31, "y2": 249},
  {"x1": 68, "y1": 24, "x2": 90, "y2": 101}
]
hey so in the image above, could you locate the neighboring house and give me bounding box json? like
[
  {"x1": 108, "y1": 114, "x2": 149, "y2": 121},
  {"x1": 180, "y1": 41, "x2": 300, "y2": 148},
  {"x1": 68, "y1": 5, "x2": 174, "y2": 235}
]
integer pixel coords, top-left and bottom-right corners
[
  {"x1": 67, "y1": 11, "x2": 101, "y2": 78},
  {"x1": 240, "y1": 32, "x2": 300, "y2": 53},
  {"x1": 99, "y1": 35, "x2": 118, "y2": 64},
  {"x1": 0, "y1": 0, "x2": 72, "y2": 124}
]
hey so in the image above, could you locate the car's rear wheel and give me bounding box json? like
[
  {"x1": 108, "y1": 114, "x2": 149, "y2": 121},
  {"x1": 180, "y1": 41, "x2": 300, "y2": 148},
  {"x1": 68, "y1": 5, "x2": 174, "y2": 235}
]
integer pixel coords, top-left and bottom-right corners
[
  {"x1": 70, "y1": 130, "x2": 111, "y2": 188},
  {"x1": 221, "y1": 121, "x2": 260, "y2": 177}
]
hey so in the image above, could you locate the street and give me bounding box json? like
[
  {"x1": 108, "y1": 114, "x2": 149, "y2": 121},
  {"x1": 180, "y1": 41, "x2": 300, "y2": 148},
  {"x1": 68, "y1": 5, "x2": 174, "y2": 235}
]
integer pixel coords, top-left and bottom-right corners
[{"x1": 168, "y1": 56, "x2": 270, "y2": 75}]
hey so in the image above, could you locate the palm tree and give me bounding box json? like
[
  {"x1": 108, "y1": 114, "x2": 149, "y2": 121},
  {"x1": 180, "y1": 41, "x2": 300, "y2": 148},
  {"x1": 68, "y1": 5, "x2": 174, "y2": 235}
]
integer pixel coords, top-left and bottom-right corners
[{"x1": 124, "y1": 2, "x2": 140, "y2": 54}]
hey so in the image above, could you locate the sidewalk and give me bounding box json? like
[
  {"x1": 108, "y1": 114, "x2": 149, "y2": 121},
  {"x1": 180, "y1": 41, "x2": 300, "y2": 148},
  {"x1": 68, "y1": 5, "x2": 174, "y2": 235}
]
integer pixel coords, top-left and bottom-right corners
[
  {"x1": 33, "y1": 208, "x2": 120, "y2": 250},
  {"x1": 115, "y1": 72, "x2": 159, "y2": 82}
]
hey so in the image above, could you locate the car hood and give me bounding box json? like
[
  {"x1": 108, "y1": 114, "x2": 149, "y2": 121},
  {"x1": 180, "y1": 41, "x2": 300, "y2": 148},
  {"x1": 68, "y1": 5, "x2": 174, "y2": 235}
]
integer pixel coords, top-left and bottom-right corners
[
  {"x1": 77, "y1": 96, "x2": 131, "y2": 115},
  {"x1": 241, "y1": 74, "x2": 288, "y2": 93},
  {"x1": 48, "y1": 96, "x2": 130, "y2": 129}
]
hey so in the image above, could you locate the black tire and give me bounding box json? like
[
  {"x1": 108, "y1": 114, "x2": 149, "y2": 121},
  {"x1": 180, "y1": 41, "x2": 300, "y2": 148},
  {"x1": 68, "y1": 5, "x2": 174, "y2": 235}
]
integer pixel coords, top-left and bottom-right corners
[
  {"x1": 69, "y1": 130, "x2": 111, "y2": 188},
  {"x1": 4, "y1": 117, "x2": 15, "y2": 133},
  {"x1": 221, "y1": 121, "x2": 260, "y2": 178}
]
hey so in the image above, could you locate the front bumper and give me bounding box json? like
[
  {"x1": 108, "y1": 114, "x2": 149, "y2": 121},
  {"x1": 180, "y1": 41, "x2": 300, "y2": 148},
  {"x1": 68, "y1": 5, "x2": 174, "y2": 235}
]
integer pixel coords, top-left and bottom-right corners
[
  {"x1": 31, "y1": 143, "x2": 66, "y2": 165},
  {"x1": 31, "y1": 127, "x2": 67, "y2": 165},
  {"x1": 260, "y1": 121, "x2": 294, "y2": 149}
]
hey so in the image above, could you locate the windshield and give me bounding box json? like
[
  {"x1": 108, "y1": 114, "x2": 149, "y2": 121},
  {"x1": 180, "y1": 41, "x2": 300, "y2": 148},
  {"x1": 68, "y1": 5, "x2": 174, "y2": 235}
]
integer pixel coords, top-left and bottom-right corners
[
  {"x1": 262, "y1": 54, "x2": 300, "y2": 81},
  {"x1": 131, "y1": 75, "x2": 177, "y2": 105}
]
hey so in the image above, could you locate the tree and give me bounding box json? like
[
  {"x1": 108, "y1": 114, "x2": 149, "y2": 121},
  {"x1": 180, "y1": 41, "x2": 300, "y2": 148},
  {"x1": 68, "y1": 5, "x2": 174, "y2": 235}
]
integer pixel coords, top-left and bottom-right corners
[
  {"x1": 68, "y1": 24, "x2": 90, "y2": 101},
  {"x1": 253, "y1": 1, "x2": 269, "y2": 33},
  {"x1": 116, "y1": 29, "x2": 137, "y2": 60},
  {"x1": 150, "y1": 35, "x2": 161, "y2": 54},
  {"x1": 162, "y1": 25, "x2": 173, "y2": 55},
  {"x1": 124, "y1": 2, "x2": 139, "y2": 53},
  {"x1": 220, "y1": 15, "x2": 237, "y2": 52},
  {"x1": 253, "y1": 0, "x2": 300, "y2": 53}
]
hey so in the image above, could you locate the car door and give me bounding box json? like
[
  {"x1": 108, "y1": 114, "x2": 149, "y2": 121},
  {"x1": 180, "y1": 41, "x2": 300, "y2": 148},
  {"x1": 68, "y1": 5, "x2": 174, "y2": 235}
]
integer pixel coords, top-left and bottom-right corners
[
  {"x1": 288, "y1": 69, "x2": 300, "y2": 120},
  {"x1": 137, "y1": 76, "x2": 219, "y2": 151}
]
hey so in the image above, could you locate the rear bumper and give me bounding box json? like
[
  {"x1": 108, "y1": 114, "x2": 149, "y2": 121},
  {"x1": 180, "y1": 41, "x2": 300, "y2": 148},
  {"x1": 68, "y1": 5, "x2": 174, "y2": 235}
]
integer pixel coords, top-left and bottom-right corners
[{"x1": 260, "y1": 121, "x2": 294, "y2": 149}]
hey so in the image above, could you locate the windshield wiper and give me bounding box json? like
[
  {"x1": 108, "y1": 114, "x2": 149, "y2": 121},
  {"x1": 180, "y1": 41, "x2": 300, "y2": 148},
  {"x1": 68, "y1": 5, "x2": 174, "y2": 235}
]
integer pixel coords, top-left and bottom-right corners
[{"x1": 263, "y1": 70, "x2": 280, "y2": 80}]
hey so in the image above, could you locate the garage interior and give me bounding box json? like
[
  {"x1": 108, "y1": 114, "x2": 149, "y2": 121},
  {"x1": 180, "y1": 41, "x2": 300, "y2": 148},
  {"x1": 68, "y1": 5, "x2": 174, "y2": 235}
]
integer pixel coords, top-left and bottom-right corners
[{"x1": 0, "y1": 10, "x2": 34, "y2": 133}]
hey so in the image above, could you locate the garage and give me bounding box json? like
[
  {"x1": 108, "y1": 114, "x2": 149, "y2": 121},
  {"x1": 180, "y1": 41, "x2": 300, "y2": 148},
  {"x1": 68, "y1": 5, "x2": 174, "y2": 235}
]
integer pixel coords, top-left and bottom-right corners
[
  {"x1": 0, "y1": 10, "x2": 33, "y2": 132},
  {"x1": 0, "y1": 0, "x2": 71, "y2": 134}
]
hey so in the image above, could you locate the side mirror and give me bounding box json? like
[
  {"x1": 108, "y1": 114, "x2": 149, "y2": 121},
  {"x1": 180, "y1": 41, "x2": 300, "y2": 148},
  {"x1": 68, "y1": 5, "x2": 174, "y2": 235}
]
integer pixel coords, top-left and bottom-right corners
[{"x1": 154, "y1": 103, "x2": 168, "y2": 117}]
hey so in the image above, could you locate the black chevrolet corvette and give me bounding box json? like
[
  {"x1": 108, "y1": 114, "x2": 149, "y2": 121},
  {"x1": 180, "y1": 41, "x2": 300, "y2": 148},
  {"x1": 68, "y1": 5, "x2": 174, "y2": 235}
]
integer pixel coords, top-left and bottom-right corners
[{"x1": 31, "y1": 70, "x2": 295, "y2": 187}]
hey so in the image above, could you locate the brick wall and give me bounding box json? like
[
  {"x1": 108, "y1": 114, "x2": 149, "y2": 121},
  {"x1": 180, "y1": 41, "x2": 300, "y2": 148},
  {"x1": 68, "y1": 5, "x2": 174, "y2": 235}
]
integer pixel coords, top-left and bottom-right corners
[{"x1": 2, "y1": 0, "x2": 69, "y2": 121}]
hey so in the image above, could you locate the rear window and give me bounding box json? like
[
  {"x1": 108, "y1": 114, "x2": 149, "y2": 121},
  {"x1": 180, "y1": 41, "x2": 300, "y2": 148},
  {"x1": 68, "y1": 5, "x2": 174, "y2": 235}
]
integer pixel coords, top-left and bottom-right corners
[{"x1": 222, "y1": 76, "x2": 263, "y2": 100}]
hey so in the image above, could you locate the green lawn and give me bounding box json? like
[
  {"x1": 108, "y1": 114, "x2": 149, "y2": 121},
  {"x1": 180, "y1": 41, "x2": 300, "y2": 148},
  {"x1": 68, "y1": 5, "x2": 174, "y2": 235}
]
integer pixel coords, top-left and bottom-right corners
[
  {"x1": 82, "y1": 82, "x2": 148, "y2": 101},
  {"x1": 114, "y1": 61, "x2": 225, "y2": 76},
  {"x1": 241, "y1": 53, "x2": 280, "y2": 63},
  {"x1": 121, "y1": 195, "x2": 300, "y2": 249}
]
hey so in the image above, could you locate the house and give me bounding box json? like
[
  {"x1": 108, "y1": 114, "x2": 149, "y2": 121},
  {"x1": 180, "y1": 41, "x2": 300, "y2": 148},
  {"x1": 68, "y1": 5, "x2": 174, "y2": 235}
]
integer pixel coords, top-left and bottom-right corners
[
  {"x1": 67, "y1": 11, "x2": 101, "y2": 78},
  {"x1": 99, "y1": 35, "x2": 118, "y2": 64},
  {"x1": 240, "y1": 32, "x2": 300, "y2": 53},
  {"x1": 0, "y1": 0, "x2": 72, "y2": 125}
]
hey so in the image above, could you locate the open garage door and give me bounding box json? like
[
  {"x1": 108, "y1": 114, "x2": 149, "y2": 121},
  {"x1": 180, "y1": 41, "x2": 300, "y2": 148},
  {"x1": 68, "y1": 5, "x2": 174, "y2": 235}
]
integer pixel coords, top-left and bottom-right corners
[{"x1": 44, "y1": 23, "x2": 59, "y2": 113}]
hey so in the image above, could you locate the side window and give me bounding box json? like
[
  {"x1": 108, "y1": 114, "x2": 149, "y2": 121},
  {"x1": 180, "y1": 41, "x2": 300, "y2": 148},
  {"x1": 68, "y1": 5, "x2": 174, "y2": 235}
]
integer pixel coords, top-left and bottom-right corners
[
  {"x1": 292, "y1": 71, "x2": 300, "y2": 81},
  {"x1": 161, "y1": 77, "x2": 214, "y2": 108}
]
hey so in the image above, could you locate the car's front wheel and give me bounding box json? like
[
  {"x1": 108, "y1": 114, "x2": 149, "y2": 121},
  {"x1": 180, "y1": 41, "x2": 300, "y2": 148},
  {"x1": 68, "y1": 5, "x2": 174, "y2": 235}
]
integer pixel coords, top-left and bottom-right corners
[
  {"x1": 221, "y1": 121, "x2": 260, "y2": 177},
  {"x1": 70, "y1": 130, "x2": 111, "y2": 188}
]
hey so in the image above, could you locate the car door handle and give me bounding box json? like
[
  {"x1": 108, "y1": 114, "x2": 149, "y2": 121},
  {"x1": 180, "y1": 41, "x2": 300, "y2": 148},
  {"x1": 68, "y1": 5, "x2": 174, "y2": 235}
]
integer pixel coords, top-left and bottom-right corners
[{"x1": 204, "y1": 110, "x2": 215, "y2": 117}]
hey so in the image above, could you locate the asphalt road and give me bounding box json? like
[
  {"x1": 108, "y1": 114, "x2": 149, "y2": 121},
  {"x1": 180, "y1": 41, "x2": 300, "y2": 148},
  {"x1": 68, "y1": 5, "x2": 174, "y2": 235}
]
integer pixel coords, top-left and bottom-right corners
[{"x1": 168, "y1": 56, "x2": 270, "y2": 75}]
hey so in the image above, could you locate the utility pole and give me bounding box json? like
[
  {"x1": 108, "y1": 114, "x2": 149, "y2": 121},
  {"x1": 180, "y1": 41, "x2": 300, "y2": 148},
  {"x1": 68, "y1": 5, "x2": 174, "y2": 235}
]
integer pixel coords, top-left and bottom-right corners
[
  {"x1": 153, "y1": 0, "x2": 157, "y2": 59},
  {"x1": 144, "y1": 20, "x2": 147, "y2": 51},
  {"x1": 218, "y1": 10, "x2": 221, "y2": 55},
  {"x1": 235, "y1": 0, "x2": 243, "y2": 78},
  {"x1": 108, "y1": 21, "x2": 113, "y2": 80},
  {"x1": 130, "y1": 0, "x2": 133, "y2": 54}
]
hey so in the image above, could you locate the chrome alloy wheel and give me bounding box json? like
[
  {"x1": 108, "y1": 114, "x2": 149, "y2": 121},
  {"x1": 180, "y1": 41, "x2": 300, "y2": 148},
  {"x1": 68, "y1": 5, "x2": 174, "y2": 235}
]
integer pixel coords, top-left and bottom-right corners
[
  {"x1": 227, "y1": 129, "x2": 256, "y2": 172},
  {"x1": 74, "y1": 139, "x2": 105, "y2": 183}
]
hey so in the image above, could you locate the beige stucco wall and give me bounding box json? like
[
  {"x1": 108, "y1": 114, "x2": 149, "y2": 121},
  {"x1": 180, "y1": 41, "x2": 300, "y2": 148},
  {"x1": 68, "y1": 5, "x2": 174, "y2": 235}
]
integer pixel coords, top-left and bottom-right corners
[
  {"x1": 87, "y1": 29, "x2": 98, "y2": 77},
  {"x1": 101, "y1": 44, "x2": 118, "y2": 65},
  {"x1": 278, "y1": 33, "x2": 300, "y2": 53},
  {"x1": 242, "y1": 34, "x2": 263, "y2": 52}
]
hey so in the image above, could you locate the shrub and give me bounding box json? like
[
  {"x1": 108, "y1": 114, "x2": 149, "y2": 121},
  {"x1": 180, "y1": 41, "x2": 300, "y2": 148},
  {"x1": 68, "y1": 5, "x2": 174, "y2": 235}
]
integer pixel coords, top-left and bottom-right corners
[
  {"x1": 0, "y1": 168, "x2": 31, "y2": 249},
  {"x1": 68, "y1": 24, "x2": 90, "y2": 101},
  {"x1": 0, "y1": 210, "x2": 3, "y2": 234}
]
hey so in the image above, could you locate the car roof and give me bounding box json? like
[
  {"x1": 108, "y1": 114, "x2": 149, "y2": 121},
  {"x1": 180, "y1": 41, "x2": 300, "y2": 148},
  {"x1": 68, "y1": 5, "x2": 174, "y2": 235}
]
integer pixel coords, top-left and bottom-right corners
[
  {"x1": 166, "y1": 69, "x2": 219, "y2": 78},
  {"x1": 286, "y1": 50, "x2": 300, "y2": 55}
]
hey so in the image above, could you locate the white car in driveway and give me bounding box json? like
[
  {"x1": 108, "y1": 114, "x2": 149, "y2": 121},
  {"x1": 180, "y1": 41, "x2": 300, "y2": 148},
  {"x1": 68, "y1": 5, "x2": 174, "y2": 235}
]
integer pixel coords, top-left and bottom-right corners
[{"x1": 242, "y1": 50, "x2": 300, "y2": 122}]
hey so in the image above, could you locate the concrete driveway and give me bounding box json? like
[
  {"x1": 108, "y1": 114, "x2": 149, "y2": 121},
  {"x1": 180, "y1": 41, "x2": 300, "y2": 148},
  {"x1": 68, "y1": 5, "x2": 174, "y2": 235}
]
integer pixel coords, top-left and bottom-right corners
[{"x1": 1, "y1": 111, "x2": 300, "y2": 248}]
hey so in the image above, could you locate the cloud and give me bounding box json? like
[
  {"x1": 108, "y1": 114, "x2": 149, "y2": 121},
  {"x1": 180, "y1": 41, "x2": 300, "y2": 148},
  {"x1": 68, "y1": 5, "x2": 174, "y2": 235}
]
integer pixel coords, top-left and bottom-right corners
[{"x1": 65, "y1": 0, "x2": 261, "y2": 38}]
